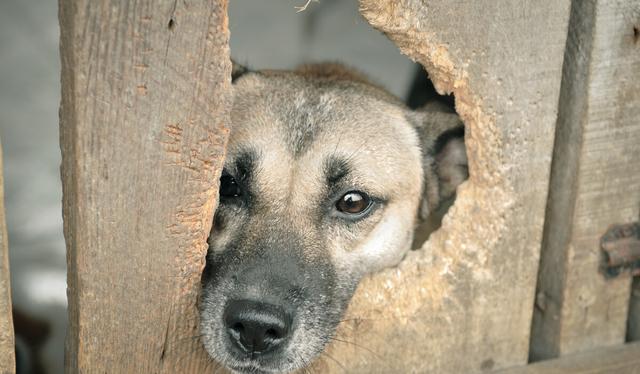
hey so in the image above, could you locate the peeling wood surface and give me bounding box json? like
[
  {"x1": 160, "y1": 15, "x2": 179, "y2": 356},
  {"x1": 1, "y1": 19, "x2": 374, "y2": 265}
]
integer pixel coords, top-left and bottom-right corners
[
  {"x1": 0, "y1": 141, "x2": 15, "y2": 374},
  {"x1": 309, "y1": 0, "x2": 572, "y2": 372},
  {"x1": 59, "y1": 0, "x2": 231, "y2": 371},
  {"x1": 530, "y1": 0, "x2": 640, "y2": 360},
  {"x1": 496, "y1": 342, "x2": 640, "y2": 374}
]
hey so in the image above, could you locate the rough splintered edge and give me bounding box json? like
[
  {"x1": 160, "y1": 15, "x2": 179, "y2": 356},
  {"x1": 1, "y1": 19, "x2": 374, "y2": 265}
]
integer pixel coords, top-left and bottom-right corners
[
  {"x1": 159, "y1": 2, "x2": 233, "y2": 369},
  {"x1": 311, "y1": 1, "x2": 513, "y2": 371},
  {"x1": 349, "y1": 0, "x2": 509, "y2": 314}
]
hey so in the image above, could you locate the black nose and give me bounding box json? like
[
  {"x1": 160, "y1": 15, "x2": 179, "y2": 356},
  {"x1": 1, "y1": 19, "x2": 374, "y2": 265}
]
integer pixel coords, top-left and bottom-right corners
[{"x1": 223, "y1": 300, "x2": 292, "y2": 355}]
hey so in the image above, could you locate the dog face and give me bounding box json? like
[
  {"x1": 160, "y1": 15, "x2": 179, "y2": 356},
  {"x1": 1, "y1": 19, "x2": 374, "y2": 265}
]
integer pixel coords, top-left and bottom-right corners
[{"x1": 200, "y1": 63, "x2": 467, "y2": 374}]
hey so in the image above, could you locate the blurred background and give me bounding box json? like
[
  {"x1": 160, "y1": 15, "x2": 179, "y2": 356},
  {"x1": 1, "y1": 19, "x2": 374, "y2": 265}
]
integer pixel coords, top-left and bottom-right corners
[{"x1": 0, "y1": 0, "x2": 419, "y2": 372}]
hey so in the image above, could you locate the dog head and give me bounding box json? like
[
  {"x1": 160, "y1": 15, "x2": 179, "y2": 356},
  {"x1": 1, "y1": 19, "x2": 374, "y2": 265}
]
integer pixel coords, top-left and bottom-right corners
[{"x1": 200, "y1": 62, "x2": 467, "y2": 373}]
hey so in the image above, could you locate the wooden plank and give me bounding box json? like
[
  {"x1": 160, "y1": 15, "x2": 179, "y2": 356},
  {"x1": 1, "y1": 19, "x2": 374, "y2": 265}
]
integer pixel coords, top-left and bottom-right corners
[
  {"x1": 59, "y1": 0, "x2": 231, "y2": 371},
  {"x1": 495, "y1": 342, "x2": 640, "y2": 374},
  {"x1": 307, "y1": 1, "x2": 572, "y2": 372},
  {"x1": 629, "y1": 277, "x2": 640, "y2": 341},
  {"x1": 530, "y1": 0, "x2": 640, "y2": 360},
  {"x1": 0, "y1": 141, "x2": 15, "y2": 374}
]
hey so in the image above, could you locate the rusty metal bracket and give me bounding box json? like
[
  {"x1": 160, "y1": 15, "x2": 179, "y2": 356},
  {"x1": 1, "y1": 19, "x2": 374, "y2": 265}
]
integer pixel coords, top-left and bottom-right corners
[{"x1": 600, "y1": 222, "x2": 640, "y2": 278}]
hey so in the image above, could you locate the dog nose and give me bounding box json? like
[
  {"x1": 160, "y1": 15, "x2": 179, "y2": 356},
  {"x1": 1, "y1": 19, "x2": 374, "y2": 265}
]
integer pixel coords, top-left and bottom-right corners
[{"x1": 223, "y1": 300, "x2": 292, "y2": 354}]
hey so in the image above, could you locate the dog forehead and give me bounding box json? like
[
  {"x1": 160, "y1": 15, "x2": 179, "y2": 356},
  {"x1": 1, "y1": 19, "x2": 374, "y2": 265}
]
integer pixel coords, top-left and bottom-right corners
[
  {"x1": 230, "y1": 73, "x2": 418, "y2": 159},
  {"x1": 225, "y1": 72, "x2": 424, "y2": 217}
]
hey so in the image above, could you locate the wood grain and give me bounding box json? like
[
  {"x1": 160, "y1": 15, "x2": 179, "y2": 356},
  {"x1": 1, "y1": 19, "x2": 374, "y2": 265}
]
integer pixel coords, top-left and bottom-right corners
[
  {"x1": 0, "y1": 140, "x2": 15, "y2": 374},
  {"x1": 530, "y1": 0, "x2": 640, "y2": 360},
  {"x1": 496, "y1": 342, "x2": 640, "y2": 374},
  {"x1": 308, "y1": 0, "x2": 572, "y2": 372},
  {"x1": 59, "y1": 0, "x2": 231, "y2": 371}
]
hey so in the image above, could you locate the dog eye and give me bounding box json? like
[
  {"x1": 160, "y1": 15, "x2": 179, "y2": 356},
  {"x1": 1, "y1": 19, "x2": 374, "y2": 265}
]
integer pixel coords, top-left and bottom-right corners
[
  {"x1": 336, "y1": 191, "x2": 371, "y2": 215},
  {"x1": 219, "y1": 172, "x2": 242, "y2": 198}
]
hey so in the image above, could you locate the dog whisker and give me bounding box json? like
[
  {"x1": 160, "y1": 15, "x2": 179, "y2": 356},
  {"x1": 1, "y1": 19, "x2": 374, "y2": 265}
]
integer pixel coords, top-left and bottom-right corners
[
  {"x1": 328, "y1": 336, "x2": 382, "y2": 359},
  {"x1": 206, "y1": 354, "x2": 220, "y2": 367},
  {"x1": 320, "y1": 351, "x2": 347, "y2": 373},
  {"x1": 173, "y1": 333, "x2": 206, "y2": 345},
  {"x1": 341, "y1": 140, "x2": 368, "y2": 165},
  {"x1": 296, "y1": 350, "x2": 317, "y2": 374}
]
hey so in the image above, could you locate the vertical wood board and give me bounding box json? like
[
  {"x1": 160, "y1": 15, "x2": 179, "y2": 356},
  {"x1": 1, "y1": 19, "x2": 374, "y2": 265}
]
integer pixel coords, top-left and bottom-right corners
[
  {"x1": 530, "y1": 0, "x2": 640, "y2": 360},
  {"x1": 59, "y1": 0, "x2": 231, "y2": 371},
  {"x1": 310, "y1": 1, "x2": 572, "y2": 372},
  {"x1": 496, "y1": 342, "x2": 640, "y2": 374}
]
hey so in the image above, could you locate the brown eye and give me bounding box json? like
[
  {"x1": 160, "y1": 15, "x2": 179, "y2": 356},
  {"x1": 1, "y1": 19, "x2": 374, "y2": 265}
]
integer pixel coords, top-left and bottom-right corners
[{"x1": 336, "y1": 191, "x2": 371, "y2": 215}]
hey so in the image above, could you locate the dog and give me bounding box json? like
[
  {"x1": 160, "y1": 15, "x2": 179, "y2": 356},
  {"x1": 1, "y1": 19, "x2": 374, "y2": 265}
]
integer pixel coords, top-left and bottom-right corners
[{"x1": 200, "y1": 61, "x2": 468, "y2": 374}]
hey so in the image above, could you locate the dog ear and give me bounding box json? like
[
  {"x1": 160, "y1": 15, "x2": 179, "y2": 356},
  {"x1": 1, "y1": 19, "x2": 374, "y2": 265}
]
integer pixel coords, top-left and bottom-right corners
[
  {"x1": 231, "y1": 59, "x2": 250, "y2": 83},
  {"x1": 407, "y1": 102, "x2": 468, "y2": 220}
]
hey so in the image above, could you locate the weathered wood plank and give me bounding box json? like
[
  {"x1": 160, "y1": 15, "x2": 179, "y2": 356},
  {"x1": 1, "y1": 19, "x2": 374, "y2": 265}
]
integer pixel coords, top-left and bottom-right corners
[
  {"x1": 530, "y1": 0, "x2": 640, "y2": 360},
  {"x1": 308, "y1": 1, "x2": 571, "y2": 372},
  {"x1": 496, "y1": 342, "x2": 640, "y2": 374},
  {"x1": 0, "y1": 141, "x2": 15, "y2": 374},
  {"x1": 59, "y1": 0, "x2": 231, "y2": 371}
]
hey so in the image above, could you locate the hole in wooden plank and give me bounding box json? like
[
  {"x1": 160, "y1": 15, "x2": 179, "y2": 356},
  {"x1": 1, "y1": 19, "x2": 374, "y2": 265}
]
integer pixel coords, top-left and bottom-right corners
[
  {"x1": 633, "y1": 26, "x2": 639, "y2": 44},
  {"x1": 203, "y1": 2, "x2": 490, "y2": 374},
  {"x1": 322, "y1": 1, "x2": 512, "y2": 373}
]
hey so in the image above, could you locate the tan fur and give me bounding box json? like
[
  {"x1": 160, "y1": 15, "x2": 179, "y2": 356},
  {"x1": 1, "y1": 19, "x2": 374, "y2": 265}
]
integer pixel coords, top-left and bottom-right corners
[
  {"x1": 201, "y1": 62, "x2": 467, "y2": 374},
  {"x1": 224, "y1": 64, "x2": 426, "y2": 268}
]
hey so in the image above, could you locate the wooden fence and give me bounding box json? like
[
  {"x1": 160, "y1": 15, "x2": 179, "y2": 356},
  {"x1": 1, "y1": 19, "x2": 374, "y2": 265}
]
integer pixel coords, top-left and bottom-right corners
[
  {"x1": 1, "y1": 142, "x2": 15, "y2": 374},
  {"x1": 0, "y1": 0, "x2": 638, "y2": 373}
]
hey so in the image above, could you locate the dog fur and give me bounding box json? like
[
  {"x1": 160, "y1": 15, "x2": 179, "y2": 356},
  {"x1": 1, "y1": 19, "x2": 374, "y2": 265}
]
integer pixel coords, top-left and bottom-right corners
[{"x1": 200, "y1": 62, "x2": 467, "y2": 374}]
